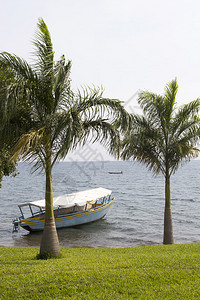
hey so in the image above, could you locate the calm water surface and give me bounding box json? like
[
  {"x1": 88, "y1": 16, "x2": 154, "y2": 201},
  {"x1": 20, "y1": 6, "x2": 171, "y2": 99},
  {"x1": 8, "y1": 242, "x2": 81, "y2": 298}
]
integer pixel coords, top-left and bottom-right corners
[{"x1": 0, "y1": 160, "x2": 200, "y2": 248}]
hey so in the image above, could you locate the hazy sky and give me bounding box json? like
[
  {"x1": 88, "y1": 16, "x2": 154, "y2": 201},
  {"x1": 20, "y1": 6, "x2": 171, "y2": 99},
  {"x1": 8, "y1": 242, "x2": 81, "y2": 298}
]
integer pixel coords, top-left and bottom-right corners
[{"x1": 1, "y1": 0, "x2": 200, "y2": 160}]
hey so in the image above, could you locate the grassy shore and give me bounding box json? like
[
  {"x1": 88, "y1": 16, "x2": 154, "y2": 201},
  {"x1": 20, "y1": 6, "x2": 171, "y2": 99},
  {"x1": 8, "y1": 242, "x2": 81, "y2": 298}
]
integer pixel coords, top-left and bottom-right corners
[{"x1": 1, "y1": 243, "x2": 200, "y2": 299}]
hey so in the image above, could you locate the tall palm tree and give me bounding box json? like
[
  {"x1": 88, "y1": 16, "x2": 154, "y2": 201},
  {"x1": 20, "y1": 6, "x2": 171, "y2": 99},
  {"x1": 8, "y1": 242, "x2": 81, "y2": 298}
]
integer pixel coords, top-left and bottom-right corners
[
  {"x1": 121, "y1": 79, "x2": 200, "y2": 244},
  {"x1": 0, "y1": 18, "x2": 129, "y2": 256}
]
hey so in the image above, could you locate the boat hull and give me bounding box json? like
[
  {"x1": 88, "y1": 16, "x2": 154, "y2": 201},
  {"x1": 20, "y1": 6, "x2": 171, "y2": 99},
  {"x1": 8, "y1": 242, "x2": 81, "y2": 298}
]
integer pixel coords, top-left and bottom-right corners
[{"x1": 20, "y1": 198, "x2": 114, "y2": 232}]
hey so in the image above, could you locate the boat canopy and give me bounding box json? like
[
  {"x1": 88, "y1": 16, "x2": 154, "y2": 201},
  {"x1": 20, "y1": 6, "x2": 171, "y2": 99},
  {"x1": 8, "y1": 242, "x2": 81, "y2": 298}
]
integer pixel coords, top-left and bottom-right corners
[{"x1": 18, "y1": 187, "x2": 112, "y2": 209}]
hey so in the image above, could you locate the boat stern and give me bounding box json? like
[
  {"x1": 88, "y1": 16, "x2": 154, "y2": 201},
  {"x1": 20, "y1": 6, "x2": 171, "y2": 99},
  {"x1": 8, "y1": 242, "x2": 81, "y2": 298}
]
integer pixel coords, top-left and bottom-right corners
[{"x1": 12, "y1": 217, "x2": 21, "y2": 232}]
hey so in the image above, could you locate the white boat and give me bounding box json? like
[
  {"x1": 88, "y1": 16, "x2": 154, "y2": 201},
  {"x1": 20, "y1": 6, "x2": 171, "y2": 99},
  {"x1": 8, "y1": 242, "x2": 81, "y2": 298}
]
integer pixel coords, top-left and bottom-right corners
[{"x1": 13, "y1": 187, "x2": 114, "y2": 232}]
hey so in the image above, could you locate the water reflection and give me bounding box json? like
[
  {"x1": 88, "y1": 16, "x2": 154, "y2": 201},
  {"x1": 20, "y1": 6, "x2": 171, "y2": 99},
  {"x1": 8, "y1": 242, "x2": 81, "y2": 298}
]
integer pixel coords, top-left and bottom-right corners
[
  {"x1": 12, "y1": 231, "x2": 42, "y2": 247},
  {"x1": 11, "y1": 218, "x2": 114, "y2": 248}
]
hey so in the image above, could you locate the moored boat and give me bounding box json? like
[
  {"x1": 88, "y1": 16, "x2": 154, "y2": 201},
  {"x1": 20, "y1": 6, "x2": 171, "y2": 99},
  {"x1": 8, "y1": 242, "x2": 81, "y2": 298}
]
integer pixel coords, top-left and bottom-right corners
[{"x1": 12, "y1": 187, "x2": 114, "y2": 232}]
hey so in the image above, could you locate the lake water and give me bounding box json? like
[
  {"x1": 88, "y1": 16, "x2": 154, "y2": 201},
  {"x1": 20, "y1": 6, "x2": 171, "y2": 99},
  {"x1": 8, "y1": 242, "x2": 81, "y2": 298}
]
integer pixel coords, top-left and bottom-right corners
[{"x1": 0, "y1": 160, "x2": 200, "y2": 248}]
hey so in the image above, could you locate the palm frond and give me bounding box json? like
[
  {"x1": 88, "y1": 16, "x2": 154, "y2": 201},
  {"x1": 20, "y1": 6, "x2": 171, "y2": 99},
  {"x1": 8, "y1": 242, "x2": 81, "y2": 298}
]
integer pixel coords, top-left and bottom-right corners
[
  {"x1": 82, "y1": 119, "x2": 121, "y2": 157},
  {"x1": 122, "y1": 79, "x2": 200, "y2": 178},
  {"x1": 53, "y1": 55, "x2": 72, "y2": 111},
  {"x1": 11, "y1": 128, "x2": 45, "y2": 161},
  {"x1": 50, "y1": 109, "x2": 85, "y2": 165},
  {"x1": 121, "y1": 114, "x2": 165, "y2": 175},
  {"x1": 169, "y1": 100, "x2": 200, "y2": 155},
  {"x1": 163, "y1": 78, "x2": 178, "y2": 123},
  {"x1": 74, "y1": 86, "x2": 129, "y2": 131},
  {"x1": 0, "y1": 52, "x2": 34, "y2": 80},
  {"x1": 32, "y1": 18, "x2": 54, "y2": 76},
  {"x1": 138, "y1": 91, "x2": 166, "y2": 127}
]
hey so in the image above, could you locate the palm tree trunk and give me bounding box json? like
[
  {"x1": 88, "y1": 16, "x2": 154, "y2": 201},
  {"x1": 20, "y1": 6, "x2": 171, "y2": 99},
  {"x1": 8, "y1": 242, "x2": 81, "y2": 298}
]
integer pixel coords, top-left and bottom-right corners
[
  {"x1": 40, "y1": 150, "x2": 60, "y2": 256},
  {"x1": 163, "y1": 172, "x2": 174, "y2": 244}
]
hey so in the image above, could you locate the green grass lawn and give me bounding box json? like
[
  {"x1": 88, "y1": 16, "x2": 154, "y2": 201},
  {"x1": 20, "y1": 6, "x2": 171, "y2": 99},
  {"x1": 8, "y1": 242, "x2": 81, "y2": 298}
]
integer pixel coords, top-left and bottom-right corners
[{"x1": 1, "y1": 243, "x2": 200, "y2": 299}]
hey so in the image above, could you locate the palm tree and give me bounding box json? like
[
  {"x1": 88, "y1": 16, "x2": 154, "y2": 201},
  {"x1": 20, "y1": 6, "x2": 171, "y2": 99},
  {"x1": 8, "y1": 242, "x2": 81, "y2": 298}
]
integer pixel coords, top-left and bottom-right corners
[
  {"x1": 0, "y1": 18, "x2": 129, "y2": 256},
  {"x1": 121, "y1": 79, "x2": 200, "y2": 244}
]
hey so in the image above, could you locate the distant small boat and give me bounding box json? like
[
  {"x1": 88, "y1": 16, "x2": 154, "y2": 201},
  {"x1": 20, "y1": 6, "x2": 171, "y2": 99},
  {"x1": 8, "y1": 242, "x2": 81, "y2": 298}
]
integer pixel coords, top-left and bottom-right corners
[
  {"x1": 108, "y1": 171, "x2": 123, "y2": 174},
  {"x1": 12, "y1": 187, "x2": 114, "y2": 232}
]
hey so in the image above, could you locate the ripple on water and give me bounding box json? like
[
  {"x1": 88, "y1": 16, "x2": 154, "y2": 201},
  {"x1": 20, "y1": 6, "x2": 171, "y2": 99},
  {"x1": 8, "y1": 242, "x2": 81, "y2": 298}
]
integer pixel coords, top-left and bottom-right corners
[{"x1": 0, "y1": 160, "x2": 200, "y2": 247}]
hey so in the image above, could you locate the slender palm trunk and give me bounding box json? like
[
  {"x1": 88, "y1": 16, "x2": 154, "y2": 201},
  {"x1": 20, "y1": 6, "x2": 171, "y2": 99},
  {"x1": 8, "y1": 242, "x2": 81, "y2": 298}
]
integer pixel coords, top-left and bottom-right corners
[
  {"x1": 40, "y1": 149, "x2": 60, "y2": 256},
  {"x1": 163, "y1": 171, "x2": 174, "y2": 244}
]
